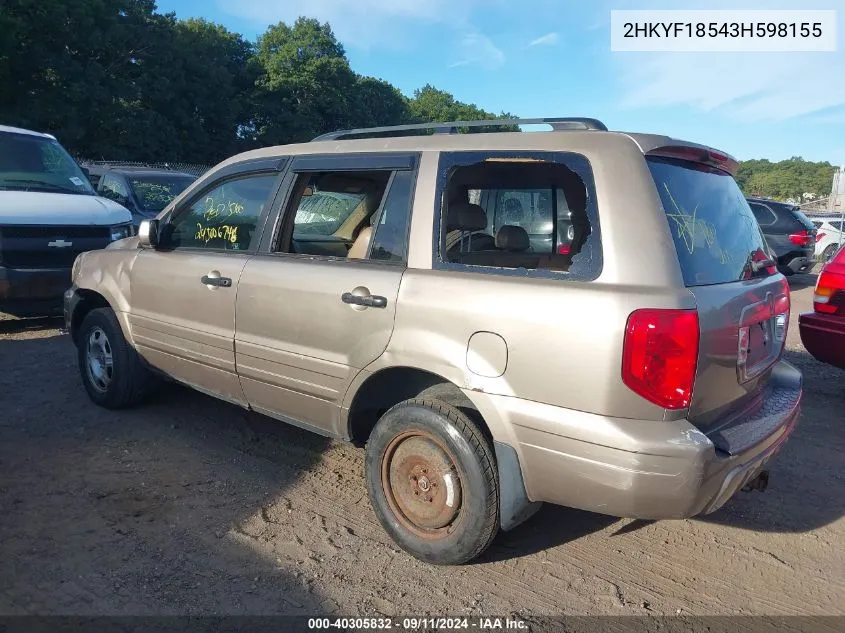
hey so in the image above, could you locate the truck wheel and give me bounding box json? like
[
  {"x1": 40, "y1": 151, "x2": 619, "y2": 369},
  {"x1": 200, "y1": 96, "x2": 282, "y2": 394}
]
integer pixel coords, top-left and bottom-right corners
[
  {"x1": 365, "y1": 398, "x2": 500, "y2": 565},
  {"x1": 822, "y1": 244, "x2": 837, "y2": 263},
  {"x1": 77, "y1": 307, "x2": 154, "y2": 409}
]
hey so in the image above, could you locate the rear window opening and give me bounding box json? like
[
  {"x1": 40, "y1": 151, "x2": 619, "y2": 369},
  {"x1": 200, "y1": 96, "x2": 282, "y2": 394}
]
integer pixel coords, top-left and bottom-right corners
[
  {"x1": 647, "y1": 157, "x2": 775, "y2": 286},
  {"x1": 436, "y1": 152, "x2": 601, "y2": 279}
]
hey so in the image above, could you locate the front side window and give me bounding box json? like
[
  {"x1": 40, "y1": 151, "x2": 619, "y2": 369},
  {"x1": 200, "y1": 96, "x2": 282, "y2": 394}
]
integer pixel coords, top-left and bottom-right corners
[
  {"x1": 0, "y1": 131, "x2": 95, "y2": 195},
  {"x1": 436, "y1": 152, "x2": 600, "y2": 279},
  {"x1": 280, "y1": 170, "x2": 392, "y2": 258},
  {"x1": 162, "y1": 173, "x2": 277, "y2": 252},
  {"x1": 129, "y1": 174, "x2": 196, "y2": 214}
]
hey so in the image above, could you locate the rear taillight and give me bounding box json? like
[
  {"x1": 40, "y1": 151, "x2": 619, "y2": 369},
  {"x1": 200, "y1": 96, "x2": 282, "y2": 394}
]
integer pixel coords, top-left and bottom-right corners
[
  {"x1": 816, "y1": 232, "x2": 826, "y2": 242},
  {"x1": 788, "y1": 230, "x2": 812, "y2": 246},
  {"x1": 557, "y1": 244, "x2": 570, "y2": 255},
  {"x1": 814, "y1": 268, "x2": 845, "y2": 315},
  {"x1": 622, "y1": 309, "x2": 699, "y2": 410}
]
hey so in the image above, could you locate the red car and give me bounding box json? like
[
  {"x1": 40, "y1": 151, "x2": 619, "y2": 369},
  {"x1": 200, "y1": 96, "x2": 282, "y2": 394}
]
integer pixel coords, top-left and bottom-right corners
[{"x1": 799, "y1": 244, "x2": 845, "y2": 369}]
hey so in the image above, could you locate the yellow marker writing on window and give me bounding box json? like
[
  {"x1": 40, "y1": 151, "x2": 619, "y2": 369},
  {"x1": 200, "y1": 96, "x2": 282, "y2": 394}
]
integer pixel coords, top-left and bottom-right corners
[{"x1": 195, "y1": 222, "x2": 238, "y2": 245}]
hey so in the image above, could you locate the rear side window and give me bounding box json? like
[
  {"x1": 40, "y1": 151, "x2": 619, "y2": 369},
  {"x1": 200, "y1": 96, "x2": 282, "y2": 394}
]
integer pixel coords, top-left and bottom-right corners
[
  {"x1": 435, "y1": 151, "x2": 601, "y2": 280},
  {"x1": 647, "y1": 157, "x2": 771, "y2": 286},
  {"x1": 749, "y1": 202, "x2": 777, "y2": 227},
  {"x1": 790, "y1": 208, "x2": 816, "y2": 231}
]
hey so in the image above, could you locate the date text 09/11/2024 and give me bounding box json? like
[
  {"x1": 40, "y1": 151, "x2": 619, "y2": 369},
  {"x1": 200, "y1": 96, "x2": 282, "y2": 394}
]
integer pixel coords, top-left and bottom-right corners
[{"x1": 307, "y1": 617, "x2": 529, "y2": 630}]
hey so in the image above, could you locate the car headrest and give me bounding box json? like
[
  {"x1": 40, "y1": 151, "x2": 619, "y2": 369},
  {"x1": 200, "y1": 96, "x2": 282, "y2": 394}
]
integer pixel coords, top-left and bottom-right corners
[
  {"x1": 566, "y1": 183, "x2": 590, "y2": 227},
  {"x1": 496, "y1": 225, "x2": 530, "y2": 252},
  {"x1": 447, "y1": 203, "x2": 488, "y2": 232}
]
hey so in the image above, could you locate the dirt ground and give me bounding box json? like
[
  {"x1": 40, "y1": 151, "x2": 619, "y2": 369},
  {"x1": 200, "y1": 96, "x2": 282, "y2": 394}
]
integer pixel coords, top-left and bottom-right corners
[{"x1": 0, "y1": 275, "x2": 842, "y2": 618}]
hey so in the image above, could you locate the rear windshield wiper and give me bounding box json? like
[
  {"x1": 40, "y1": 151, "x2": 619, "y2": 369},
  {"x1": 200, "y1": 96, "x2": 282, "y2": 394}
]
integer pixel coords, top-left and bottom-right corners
[
  {"x1": 742, "y1": 255, "x2": 777, "y2": 278},
  {"x1": 750, "y1": 257, "x2": 776, "y2": 272}
]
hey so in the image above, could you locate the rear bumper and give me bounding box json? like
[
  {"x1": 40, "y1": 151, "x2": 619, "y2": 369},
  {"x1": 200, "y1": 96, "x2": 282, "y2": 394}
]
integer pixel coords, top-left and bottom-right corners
[
  {"x1": 485, "y1": 360, "x2": 801, "y2": 520},
  {"x1": 0, "y1": 265, "x2": 70, "y2": 316},
  {"x1": 782, "y1": 255, "x2": 813, "y2": 274},
  {"x1": 800, "y1": 311, "x2": 845, "y2": 369}
]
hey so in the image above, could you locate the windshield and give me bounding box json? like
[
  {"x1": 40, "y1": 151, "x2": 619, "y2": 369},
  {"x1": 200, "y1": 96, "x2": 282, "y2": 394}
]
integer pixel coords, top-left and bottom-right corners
[
  {"x1": 294, "y1": 190, "x2": 366, "y2": 235},
  {"x1": 0, "y1": 131, "x2": 95, "y2": 195},
  {"x1": 128, "y1": 175, "x2": 196, "y2": 213},
  {"x1": 647, "y1": 157, "x2": 773, "y2": 286}
]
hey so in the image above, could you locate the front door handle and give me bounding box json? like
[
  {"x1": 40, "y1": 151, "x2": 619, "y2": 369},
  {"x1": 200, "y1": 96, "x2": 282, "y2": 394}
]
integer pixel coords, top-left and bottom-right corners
[
  {"x1": 201, "y1": 274, "x2": 232, "y2": 288},
  {"x1": 341, "y1": 292, "x2": 387, "y2": 308}
]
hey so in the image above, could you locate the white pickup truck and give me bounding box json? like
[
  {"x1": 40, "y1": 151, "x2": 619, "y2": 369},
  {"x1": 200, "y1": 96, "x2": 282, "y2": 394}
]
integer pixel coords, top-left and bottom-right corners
[{"x1": 0, "y1": 125, "x2": 133, "y2": 316}]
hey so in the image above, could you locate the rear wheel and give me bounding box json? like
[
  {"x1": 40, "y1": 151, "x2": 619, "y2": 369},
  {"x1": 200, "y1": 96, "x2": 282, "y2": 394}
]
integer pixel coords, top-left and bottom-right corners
[
  {"x1": 77, "y1": 307, "x2": 154, "y2": 409},
  {"x1": 822, "y1": 244, "x2": 838, "y2": 263},
  {"x1": 365, "y1": 398, "x2": 499, "y2": 565}
]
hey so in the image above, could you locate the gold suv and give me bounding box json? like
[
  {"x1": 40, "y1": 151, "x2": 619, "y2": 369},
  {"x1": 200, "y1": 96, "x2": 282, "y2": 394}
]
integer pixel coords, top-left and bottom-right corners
[{"x1": 65, "y1": 118, "x2": 802, "y2": 564}]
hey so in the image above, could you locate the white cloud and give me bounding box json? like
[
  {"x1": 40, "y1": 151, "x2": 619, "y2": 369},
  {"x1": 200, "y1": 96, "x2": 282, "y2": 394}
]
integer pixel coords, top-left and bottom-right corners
[
  {"x1": 617, "y1": 51, "x2": 845, "y2": 122},
  {"x1": 217, "y1": 0, "x2": 483, "y2": 49},
  {"x1": 608, "y1": 0, "x2": 845, "y2": 122},
  {"x1": 452, "y1": 32, "x2": 506, "y2": 69},
  {"x1": 528, "y1": 32, "x2": 559, "y2": 47}
]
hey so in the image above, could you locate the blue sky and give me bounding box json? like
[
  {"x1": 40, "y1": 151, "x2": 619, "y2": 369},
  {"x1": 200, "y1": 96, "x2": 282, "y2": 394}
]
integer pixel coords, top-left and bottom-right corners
[{"x1": 156, "y1": 0, "x2": 844, "y2": 165}]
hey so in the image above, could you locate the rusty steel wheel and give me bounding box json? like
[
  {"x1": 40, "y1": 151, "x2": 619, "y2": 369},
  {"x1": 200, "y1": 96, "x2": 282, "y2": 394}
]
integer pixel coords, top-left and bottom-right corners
[
  {"x1": 365, "y1": 397, "x2": 500, "y2": 565},
  {"x1": 380, "y1": 431, "x2": 464, "y2": 538}
]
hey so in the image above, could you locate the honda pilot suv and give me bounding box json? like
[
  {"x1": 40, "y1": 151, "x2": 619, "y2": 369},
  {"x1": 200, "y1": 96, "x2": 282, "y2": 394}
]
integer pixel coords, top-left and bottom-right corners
[{"x1": 64, "y1": 118, "x2": 802, "y2": 565}]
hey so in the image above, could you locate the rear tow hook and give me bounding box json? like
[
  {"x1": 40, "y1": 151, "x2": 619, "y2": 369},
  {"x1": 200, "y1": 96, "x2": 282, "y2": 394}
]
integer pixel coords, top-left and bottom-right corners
[{"x1": 741, "y1": 470, "x2": 769, "y2": 493}]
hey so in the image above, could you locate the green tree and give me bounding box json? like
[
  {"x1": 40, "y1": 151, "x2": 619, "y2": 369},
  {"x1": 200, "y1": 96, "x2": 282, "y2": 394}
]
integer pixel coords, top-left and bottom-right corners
[
  {"x1": 409, "y1": 84, "x2": 517, "y2": 132},
  {"x1": 0, "y1": 4, "x2": 520, "y2": 162},
  {"x1": 349, "y1": 76, "x2": 413, "y2": 130},
  {"x1": 737, "y1": 156, "x2": 836, "y2": 200},
  {"x1": 250, "y1": 17, "x2": 358, "y2": 145}
]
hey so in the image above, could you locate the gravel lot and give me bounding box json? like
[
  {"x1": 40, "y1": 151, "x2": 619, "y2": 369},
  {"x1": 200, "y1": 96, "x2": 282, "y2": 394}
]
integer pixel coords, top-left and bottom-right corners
[{"x1": 1, "y1": 276, "x2": 842, "y2": 618}]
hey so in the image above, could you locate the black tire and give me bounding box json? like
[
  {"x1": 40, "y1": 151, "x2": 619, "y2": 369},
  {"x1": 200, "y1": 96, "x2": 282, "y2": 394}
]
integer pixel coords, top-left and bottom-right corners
[
  {"x1": 77, "y1": 307, "x2": 154, "y2": 409},
  {"x1": 365, "y1": 398, "x2": 499, "y2": 565},
  {"x1": 822, "y1": 244, "x2": 837, "y2": 263}
]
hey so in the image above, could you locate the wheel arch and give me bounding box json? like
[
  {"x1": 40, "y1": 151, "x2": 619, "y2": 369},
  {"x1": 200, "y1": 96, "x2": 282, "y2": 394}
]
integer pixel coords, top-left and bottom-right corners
[{"x1": 69, "y1": 288, "x2": 132, "y2": 347}]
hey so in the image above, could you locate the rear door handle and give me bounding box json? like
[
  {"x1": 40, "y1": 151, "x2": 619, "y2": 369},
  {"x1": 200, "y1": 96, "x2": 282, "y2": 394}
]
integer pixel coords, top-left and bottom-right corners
[
  {"x1": 201, "y1": 275, "x2": 232, "y2": 288},
  {"x1": 341, "y1": 292, "x2": 387, "y2": 308}
]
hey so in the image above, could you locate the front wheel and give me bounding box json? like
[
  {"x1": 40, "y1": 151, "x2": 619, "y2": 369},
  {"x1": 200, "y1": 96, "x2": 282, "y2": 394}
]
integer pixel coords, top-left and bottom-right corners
[
  {"x1": 365, "y1": 398, "x2": 500, "y2": 565},
  {"x1": 77, "y1": 307, "x2": 154, "y2": 409}
]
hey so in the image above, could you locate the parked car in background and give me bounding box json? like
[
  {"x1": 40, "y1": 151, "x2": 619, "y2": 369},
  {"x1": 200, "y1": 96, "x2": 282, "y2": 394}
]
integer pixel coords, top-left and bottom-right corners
[
  {"x1": 809, "y1": 215, "x2": 845, "y2": 263},
  {"x1": 0, "y1": 125, "x2": 132, "y2": 316},
  {"x1": 86, "y1": 164, "x2": 197, "y2": 228},
  {"x1": 746, "y1": 196, "x2": 817, "y2": 275},
  {"x1": 65, "y1": 117, "x2": 801, "y2": 565},
  {"x1": 800, "y1": 244, "x2": 845, "y2": 369}
]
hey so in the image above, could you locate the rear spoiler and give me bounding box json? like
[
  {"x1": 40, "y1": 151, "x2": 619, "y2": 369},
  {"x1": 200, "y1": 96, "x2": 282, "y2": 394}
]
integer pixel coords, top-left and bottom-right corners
[{"x1": 646, "y1": 144, "x2": 740, "y2": 177}]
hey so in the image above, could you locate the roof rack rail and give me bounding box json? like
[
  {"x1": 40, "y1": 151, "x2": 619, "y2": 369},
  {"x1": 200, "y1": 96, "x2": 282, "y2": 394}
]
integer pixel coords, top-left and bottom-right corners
[{"x1": 311, "y1": 117, "x2": 608, "y2": 141}]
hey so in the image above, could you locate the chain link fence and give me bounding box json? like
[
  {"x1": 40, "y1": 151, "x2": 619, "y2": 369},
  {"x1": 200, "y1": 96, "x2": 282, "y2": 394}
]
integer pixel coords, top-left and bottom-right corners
[{"x1": 77, "y1": 159, "x2": 211, "y2": 177}]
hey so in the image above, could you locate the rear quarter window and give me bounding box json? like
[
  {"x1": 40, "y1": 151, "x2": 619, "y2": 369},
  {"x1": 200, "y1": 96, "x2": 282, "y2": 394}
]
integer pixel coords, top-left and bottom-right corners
[{"x1": 647, "y1": 157, "x2": 770, "y2": 286}]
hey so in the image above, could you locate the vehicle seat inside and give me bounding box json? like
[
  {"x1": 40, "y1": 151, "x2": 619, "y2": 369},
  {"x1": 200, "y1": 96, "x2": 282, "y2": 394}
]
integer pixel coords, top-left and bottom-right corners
[{"x1": 442, "y1": 162, "x2": 589, "y2": 272}]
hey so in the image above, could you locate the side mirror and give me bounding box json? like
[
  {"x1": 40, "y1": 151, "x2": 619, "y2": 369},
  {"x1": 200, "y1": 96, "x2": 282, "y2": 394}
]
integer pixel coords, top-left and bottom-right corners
[{"x1": 138, "y1": 219, "x2": 159, "y2": 249}]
